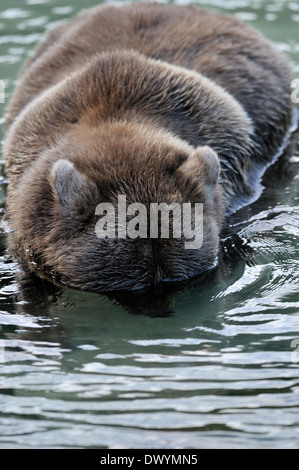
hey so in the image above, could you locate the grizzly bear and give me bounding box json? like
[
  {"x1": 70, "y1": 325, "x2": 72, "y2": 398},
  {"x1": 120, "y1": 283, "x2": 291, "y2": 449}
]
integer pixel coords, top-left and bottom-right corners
[{"x1": 3, "y1": 2, "x2": 297, "y2": 292}]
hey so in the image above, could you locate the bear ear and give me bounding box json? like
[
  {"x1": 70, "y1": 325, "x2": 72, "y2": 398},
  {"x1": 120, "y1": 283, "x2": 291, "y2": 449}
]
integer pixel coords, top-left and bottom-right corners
[
  {"x1": 50, "y1": 159, "x2": 97, "y2": 211},
  {"x1": 176, "y1": 146, "x2": 220, "y2": 200}
]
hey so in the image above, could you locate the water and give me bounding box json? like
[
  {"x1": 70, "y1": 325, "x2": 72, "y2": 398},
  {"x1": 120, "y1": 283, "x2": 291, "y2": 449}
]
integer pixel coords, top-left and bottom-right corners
[{"x1": 0, "y1": 0, "x2": 299, "y2": 449}]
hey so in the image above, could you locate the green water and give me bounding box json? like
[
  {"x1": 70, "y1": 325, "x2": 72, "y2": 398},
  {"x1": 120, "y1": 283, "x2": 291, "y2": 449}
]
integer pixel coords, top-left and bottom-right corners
[{"x1": 0, "y1": 0, "x2": 299, "y2": 449}]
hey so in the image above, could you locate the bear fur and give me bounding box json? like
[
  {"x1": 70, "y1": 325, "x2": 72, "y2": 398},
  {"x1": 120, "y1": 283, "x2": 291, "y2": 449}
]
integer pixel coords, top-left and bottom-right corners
[{"x1": 4, "y1": 2, "x2": 296, "y2": 291}]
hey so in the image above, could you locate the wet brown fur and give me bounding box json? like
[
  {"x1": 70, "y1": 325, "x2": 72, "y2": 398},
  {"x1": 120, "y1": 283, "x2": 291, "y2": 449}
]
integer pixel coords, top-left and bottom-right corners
[{"x1": 3, "y1": 2, "x2": 295, "y2": 291}]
